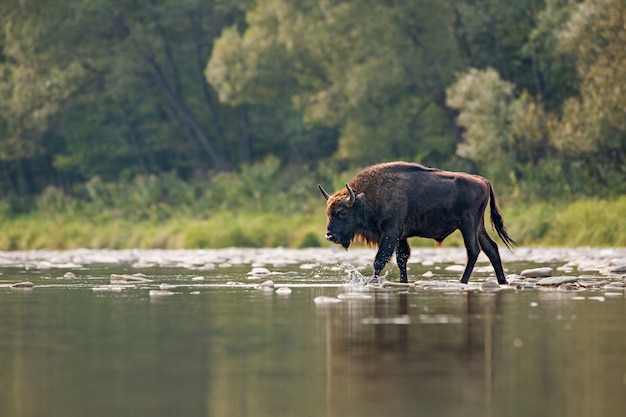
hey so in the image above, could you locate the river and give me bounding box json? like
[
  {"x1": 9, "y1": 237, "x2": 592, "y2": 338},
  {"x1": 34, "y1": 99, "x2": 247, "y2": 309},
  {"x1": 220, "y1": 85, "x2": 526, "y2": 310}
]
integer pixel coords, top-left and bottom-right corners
[{"x1": 1, "y1": 247, "x2": 625, "y2": 417}]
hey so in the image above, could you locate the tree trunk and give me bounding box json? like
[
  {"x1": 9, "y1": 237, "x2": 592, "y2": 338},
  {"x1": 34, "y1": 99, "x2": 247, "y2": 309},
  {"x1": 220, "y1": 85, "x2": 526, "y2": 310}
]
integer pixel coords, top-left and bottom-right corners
[{"x1": 141, "y1": 54, "x2": 229, "y2": 171}]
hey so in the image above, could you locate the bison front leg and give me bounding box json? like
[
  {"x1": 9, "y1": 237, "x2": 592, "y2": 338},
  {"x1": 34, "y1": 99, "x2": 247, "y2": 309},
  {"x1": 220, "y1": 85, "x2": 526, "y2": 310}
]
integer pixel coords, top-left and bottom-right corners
[
  {"x1": 396, "y1": 238, "x2": 411, "y2": 283},
  {"x1": 372, "y1": 235, "x2": 399, "y2": 283}
]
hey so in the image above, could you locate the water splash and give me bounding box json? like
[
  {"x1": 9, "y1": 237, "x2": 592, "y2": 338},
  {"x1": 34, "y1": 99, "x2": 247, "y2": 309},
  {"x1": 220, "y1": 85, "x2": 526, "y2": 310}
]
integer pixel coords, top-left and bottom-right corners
[{"x1": 342, "y1": 264, "x2": 388, "y2": 287}]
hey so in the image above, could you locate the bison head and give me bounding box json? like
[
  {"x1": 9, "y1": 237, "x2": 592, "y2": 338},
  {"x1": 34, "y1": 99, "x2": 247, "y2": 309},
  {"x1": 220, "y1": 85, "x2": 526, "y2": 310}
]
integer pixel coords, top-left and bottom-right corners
[{"x1": 318, "y1": 183, "x2": 363, "y2": 249}]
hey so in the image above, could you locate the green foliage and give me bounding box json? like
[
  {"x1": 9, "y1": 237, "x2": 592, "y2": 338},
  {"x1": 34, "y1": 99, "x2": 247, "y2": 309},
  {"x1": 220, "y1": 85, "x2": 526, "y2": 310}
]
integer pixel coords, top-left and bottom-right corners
[{"x1": 1, "y1": 0, "x2": 625, "y2": 249}]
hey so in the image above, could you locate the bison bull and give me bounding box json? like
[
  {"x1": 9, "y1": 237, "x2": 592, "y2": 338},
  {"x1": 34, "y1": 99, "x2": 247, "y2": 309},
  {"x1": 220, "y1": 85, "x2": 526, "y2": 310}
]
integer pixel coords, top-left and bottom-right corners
[{"x1": 318, "y1": 162, "x2": 515, "y2": 284}]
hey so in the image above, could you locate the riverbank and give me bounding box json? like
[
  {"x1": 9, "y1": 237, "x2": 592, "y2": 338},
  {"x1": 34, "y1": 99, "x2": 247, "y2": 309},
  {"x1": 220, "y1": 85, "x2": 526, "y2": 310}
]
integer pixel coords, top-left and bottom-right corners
[{"x1": 0, "y1": 196, "x2": 624, "y2": 250}]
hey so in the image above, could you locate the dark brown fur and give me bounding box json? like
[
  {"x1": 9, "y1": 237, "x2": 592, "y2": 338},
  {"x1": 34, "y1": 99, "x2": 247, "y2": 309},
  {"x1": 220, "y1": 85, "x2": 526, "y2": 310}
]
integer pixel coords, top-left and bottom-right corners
[{"x1": 319, "y1": 162, "x2": 515, "y2": 284}]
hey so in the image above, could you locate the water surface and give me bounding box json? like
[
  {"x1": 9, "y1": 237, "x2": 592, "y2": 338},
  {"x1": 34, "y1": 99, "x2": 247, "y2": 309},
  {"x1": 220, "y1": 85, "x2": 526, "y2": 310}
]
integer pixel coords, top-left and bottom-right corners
[{"x1": 0, "y1": 248, "x2": 625, "y2": 417}]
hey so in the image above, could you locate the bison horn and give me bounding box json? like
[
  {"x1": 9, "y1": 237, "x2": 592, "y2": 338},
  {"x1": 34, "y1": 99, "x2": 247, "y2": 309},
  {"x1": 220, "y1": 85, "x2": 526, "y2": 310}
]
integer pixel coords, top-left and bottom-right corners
[
  {"x1": 345, "y1": 183, "x2": 356, "y2": 207},
  {"x1": 318, "y1": 184, "x2": 330, "y2": 200}
]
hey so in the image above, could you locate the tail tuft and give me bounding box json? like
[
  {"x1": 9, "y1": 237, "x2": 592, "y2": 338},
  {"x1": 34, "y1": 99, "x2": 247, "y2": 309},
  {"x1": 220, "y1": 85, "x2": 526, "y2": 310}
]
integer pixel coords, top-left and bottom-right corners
[{"x1": 488, "y1": 182, "x2": 516, "y2": 250}]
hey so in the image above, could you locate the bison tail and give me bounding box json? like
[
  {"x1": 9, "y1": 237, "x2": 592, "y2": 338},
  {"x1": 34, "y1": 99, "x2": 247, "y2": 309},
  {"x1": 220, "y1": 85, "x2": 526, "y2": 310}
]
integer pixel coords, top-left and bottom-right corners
[{"x1": 488, "y1": 181, "x2": 516, "y2": 250}]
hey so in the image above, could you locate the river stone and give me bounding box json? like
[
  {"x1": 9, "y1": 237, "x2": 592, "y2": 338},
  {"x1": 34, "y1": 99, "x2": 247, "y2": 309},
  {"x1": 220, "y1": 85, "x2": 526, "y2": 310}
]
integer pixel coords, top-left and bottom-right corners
[
  {"x1": 62, "y1": 271, "x2": 77, "y2": 279},
  {"x1": 313, "y1": 296, "x2": 342, "y2": 304},
  {"x1": 248, "y1": 267, "x2": 271, "y2": 276},
  {"x1": 521, "y1": 267, "x2": 553, "y2": 278},
  {"x1": 256, "y1": 280, "x2": 275, "y2": 290},
  {"x1": 10, "y1": 281, "x2": 34, "y2": 288},
  {"x1": 444, "y1": 264, "x2": 465, "y2": 272},
  {"x1": 159, "y1": 283, "x2": 177, "y2": 290},
  {"x1": 110, "y1": 273, "x2": 153, "y2": 284},
  {"x1": 275, "y1": 287, "x2": 292, "y2": 295},
  {"x1": 536, "y1": 276, "x2": 578, "y2": 286},
  {"x1": 558, "y1": 283, "x2": 581, "y2": 291},
  {"x1": 481, "y1": 281, "x2": 502, "y2": 292},
  {"x1": 609, "y1": 264, "x2": 626, "y2": 274},
  {"x1": 149, "y1": 289, "x2": 174, "y2": 297},
  {"x1": 92, "y1": 285, "x2": 125, "y2": 292}
]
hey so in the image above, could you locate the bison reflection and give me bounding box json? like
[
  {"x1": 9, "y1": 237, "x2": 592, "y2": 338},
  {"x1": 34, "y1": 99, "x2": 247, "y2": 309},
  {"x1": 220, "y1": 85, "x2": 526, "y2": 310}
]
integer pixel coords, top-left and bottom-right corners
[
  {"x1": 322, "y1": 292, "x2": 503, "y2": 417},
  {"x1": 319, "y1": 162, "x2": 515, "y2": 284}
]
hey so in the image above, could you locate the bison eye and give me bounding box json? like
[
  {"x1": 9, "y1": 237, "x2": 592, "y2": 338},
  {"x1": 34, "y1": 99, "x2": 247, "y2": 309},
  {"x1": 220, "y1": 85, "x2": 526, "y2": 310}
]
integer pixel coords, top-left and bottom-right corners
[{"x1": 336, "y1": 209, "x2": 348, "y2": 218}]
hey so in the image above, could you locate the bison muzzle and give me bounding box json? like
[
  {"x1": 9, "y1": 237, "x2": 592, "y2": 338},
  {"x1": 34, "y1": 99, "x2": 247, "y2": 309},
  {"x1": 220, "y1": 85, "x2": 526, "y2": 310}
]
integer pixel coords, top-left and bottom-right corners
[{"x1": 318, "y1": 162, "x2": 515, "y2": 284}]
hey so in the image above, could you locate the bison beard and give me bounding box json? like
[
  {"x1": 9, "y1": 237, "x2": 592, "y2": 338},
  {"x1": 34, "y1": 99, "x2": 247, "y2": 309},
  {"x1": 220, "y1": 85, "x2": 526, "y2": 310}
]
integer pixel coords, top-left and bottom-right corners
[{"x1": 319, "y1": 162, "x2": 515, "y2": 284}]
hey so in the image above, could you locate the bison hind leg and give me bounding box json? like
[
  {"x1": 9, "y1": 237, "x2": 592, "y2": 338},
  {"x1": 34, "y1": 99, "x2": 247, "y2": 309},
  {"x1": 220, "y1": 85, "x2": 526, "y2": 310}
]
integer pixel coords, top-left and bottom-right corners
[{"x1": 478, "y1": 229, "x2": 508, "y2": 284}]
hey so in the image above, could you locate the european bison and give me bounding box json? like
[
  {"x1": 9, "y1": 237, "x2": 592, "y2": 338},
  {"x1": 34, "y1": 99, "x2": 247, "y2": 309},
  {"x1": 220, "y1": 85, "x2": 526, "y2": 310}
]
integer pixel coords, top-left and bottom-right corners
[{"x1": 318, "y1": 162, "x2": 515, "y2": 284}]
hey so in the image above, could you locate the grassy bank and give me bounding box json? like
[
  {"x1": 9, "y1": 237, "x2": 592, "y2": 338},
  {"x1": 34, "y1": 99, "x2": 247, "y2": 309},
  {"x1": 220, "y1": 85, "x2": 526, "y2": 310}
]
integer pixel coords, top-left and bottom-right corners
[{"x1": 0, "y1": 195, "x2": 624, "y2": 250}]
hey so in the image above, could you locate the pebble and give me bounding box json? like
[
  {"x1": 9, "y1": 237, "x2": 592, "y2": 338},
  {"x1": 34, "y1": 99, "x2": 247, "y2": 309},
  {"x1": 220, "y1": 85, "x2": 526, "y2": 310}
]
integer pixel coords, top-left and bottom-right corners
[
  {"x1": 62, "y1": 272, "x2": 77, "y2": 279},
  {"x1": 159, "y1": 283, "x2": 177, "y2": 290},
  {"x1": 609, "y1": 265, "x2": 626, "y2": 274},
  {"x1": 444, "y1": 264, "x2": 465, "y2": 272},
  {"x1": 313, "y1": 296, "x2": 342, "y2": 304},
  {"x1": 191, "y1": 276, "x2": 205, "y2": 281},
  {"x1": 275, "y1": 287, "x2": 292, "y2": 295},
  {"x1": 256, "y1": 280, "x2": 275, "y2": 290},
  {"x1": 149, "y1": 290, "x2": 174, "y2": 297},
  {"x1": 558, "y1": 283, "x2": 581, "y2": 291},
  {"x1": 110, "y1": 274, "x2": 153, "y2": 284},
  {"x1": 92, "y1": 285, "x2": 125, "y2": 292},
  {"x1": 521, "y1": 267, "x2": 553, "y2": 278},
  {"x1": 10, "y1": 281, "x2": 34, "y2": 289},
  {"x1": 481, "y1": 281, "x2": 502, "y2": 292},
  {"x1": 536, "y1": 276, "x2": 578, "y2": 286},
  {"x1": 248, "y1": 267, "x2": 271, "y2": 276},
  {"x1": 422, "y1": 271, "x2": 434, "y2": 277}
]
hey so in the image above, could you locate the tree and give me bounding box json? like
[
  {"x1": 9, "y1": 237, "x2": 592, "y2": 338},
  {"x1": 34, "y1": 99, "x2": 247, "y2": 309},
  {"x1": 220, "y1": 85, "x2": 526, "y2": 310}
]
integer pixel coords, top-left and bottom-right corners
[
  {"x1": 207, "y1": 0, "x2": 464, "y2": 167},
  {"x1": 0, "y1": 0, "x2": 245, "y2": 197}
]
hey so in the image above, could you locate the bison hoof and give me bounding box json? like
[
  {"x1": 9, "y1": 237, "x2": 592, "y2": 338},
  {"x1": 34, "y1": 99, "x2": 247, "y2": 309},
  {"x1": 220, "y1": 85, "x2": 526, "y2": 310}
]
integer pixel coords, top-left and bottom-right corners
[{"x1": 366, "y1": 276, "x2": 384, "y2": 286}]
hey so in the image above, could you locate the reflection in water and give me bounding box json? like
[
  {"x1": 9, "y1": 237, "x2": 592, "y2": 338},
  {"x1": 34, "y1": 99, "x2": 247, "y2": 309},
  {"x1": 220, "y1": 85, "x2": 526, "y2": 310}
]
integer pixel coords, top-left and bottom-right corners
[
  {"x1": 321, "y1": 289, "x2": 626, "y2": 417},
  {"x1": 322, "y1": 291, "x2": 503, "y2": 417},
  {"x1": 0, "y1": 263, "x2": 625, "y2": 417}
]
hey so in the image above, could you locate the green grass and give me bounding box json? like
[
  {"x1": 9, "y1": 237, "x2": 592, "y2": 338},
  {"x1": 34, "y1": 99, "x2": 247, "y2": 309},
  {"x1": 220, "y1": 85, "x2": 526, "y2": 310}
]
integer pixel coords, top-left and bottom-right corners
[{"x1": 0, "y1": 196, "x2": 624, "y2": 250}]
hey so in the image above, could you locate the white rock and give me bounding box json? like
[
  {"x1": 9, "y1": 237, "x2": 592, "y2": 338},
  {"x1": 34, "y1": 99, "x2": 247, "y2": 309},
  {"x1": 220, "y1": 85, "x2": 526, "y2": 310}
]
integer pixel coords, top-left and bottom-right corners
[
  {"x1": 248, "y1": 267, "x2": 271, "y2": 276},
  {"x1": 609, "y1": 264, "x2": 626, "y2": 273},
  {"x1": 313, "y1": 296, "x2": 342, "y2": 304},
  {"x1": 537, "y1": 276, "x2": 578, "y2": 286},
  {"x1": 445, "y1": 264, "x2": 465, "y2": 272},
  {"x1": 149, "y1": 290, "x2": 174, "y2": 297},
  {"x1": 159, "y1": 283, "x2": 177, "y2": 290},
  {"x1": 275, "y1": 287, "x2": 292, "y2": 295},
  {"x1": 92, "y1": 285, "x2": 125, "y2": 292},
  {"x1": 62, "y1": 271, "x2": 77, "y2": 279},
  {"x1": 191, "y1": 276, "x2": 205, "y2": 281},
  {"x1": 521, "y1": 267, "x2": 553, "y2": 278},
  {"x1": 256, "y1": 280, "x2": 275, "y2": 290},
  {"x1": 10, "y1": 281, "x2": 34, "y2": 289},
  {"x1": 110, "y1": 274, "x2": 153, "y2": 284}
]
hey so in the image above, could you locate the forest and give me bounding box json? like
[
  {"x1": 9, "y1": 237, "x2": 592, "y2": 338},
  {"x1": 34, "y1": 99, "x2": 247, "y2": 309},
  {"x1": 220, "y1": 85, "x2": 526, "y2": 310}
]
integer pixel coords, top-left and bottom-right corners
[{"x1": 0, "y1": 0, "x2": 624, "y2": 249}]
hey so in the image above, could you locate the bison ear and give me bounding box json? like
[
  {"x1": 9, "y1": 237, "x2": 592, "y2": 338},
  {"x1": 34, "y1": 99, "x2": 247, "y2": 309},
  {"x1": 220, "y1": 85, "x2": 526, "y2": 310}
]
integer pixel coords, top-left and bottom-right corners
[{"x1": 318, "y1": 184, "x2": 330, "y2": 200}]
